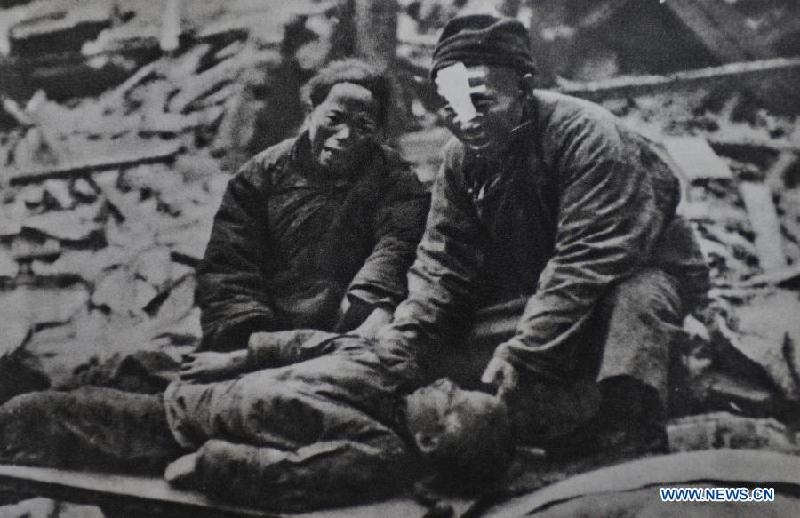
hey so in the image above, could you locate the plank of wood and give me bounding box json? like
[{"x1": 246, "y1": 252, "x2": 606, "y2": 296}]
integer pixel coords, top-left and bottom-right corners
[
  {"x1": 0, "y1": 465, "x2": 275, "y2": 518},
  {"x1": 159, "y1": 0, "x2": 182, "y2": 52},
  {"x1": 8, "y1": 140, "x2": 183, "y2": 185},
  {"x1": 0, "y1": 465, "x2": 431, "y2": 518},
  {"x1": 662, "y1": 137, "x2": 733, "y2": 182},
  {"x1": 738, "y1": 181, "x2": 787, "y2": 271},
  {"x1": 481, "y1": 449, "x2": 800, "y2": 517},
  {"x1": 559, "y1": 57, "x2": 800, "y2": 102},
  {"x1": 709, "y1": 138, "x2": 800, "y2": 157}
]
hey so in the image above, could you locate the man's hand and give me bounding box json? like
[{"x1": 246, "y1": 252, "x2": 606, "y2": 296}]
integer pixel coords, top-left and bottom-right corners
[
  {"x1": 481, "y1": 356, "x2": 518, "y2": 402},
  {"x1": 353, "y1": 306, "x2": 393, "y2": 339},
  {"x1": 179, "y1": 350, "x2": 248, "y2": 382}
]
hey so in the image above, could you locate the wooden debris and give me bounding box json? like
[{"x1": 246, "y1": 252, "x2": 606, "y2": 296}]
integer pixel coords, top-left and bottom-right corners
[
  {"x1": 8, "y1": 0, "x2": 113, "y2": 56},
  {"x1": 31, "y1": 247, "x2": 126, "y2": 281},
  {"x1": 0, "y1": 200, "x2": 25, "y2": 236},
  {"x1": 21, "y1": 203, "x2": 103, "y2": 241},
  {"x1": 708, "y1": 138, "x2": 800, "y2": 156},
  {"x1": 42, "y1": 178, "x2": 73, "y2": 209},
  {"x1": 9, "y1": 139, "x2": 183, "y2": 184},
  {"x1": 0, "y1": 465, "x2": 429, "y2": 518},
  {"x1": 663, "y1": 0, "x2": 775, "y2": 62},
  {"x1": 0, "y1": 247, "x2": 19, "y2": 278},
  {"x1": 738, "y1": 181, "x2": 786, "y2": 271},
  {"x1": 132, "y1": 247, "x2": 172, "y2": 288},
  {"x1": 737, "y1": 264, "x2": 800, "y2": 289},
  {"x1": 0, "y1": 466, "x2": 275, "y2": 518},
  {"x1": 668, "y1": 412, "x2": 800, "y2": 454},
  {"x1": 714, "y1": 295, "x2": 800, "y2": 403},
  {"x1": 71, "y1": 177, "x2": 98, "y2": 201},
  {"x1": 91, "y1": 268, "x2": 136, "y2": 314},
  {"x1": 166, "y1": 47, "x2": 276, "y2": 114},
  {"x1": 662, "y1": 136, "x2": 733, "y2": 182},
  {"x1": 0, "y1": 286, "x2": 88, "y2": 326},
  {"x1": 560, "y1": 56, "x2": 800, "y2": 102},
  {"x1": 159, "y1": 0, "x2": 182, "y2": 53},
  {"x1": 0, "y1": 317, "x2": 28, "y2": 357},
  {"x1": 168, "y1": 57, "x2": 242, "y2": 114},
  {"x1": 11, "y1": 233, "x2": 60, "y2": 260},
  {"x1": 1, "y1": 96, "x2": 33, "y2": 126}
]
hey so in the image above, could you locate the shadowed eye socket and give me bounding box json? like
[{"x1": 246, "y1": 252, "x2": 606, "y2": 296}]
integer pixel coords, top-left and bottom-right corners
[
  {"x1": 438, "y1": 104, "x2": 456, "y2": 120},
  {"x1": 471, "y1": 93, "x2": 495, "y2": 111},
  {"x1": 354, "y1": 117, "x2": 377, "y2": 134},
  {"x1": 325, "y1": 111, "x2": 344, "y2": 125}
]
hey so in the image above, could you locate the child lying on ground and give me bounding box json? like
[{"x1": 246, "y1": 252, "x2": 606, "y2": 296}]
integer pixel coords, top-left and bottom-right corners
[{"x1": 0, "y1": 331, "x2": 513, "y2": 511}]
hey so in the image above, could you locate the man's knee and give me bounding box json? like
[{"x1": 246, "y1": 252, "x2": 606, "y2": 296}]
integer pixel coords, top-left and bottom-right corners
[{"x1": 604, "y1": 268, "x2": 684, "y2": 325}]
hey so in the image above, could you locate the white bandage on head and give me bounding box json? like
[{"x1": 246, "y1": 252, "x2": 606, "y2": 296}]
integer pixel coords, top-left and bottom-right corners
[{"x1": 435, "y1": 63, "x2": 478, "y2": 123}]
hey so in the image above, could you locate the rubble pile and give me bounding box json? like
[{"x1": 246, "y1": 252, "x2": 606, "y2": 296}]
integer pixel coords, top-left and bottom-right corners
[
  {"x1": 0, "y1": 0, "x2": 799, "y2": 515},
  {"x1": 577, "y1": 72, "x2": 800, "y2": 420},
  {"x1": 0, "y1": 0, "x2": 339, "y2": 389}
]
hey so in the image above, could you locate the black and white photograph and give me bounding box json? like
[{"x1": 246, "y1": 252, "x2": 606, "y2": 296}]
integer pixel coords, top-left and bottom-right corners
[{"x1": 0, "y1": 0, "x2": 799, "y2": 516}]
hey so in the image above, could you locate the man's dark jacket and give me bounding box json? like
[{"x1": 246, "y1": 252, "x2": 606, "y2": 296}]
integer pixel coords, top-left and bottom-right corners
[
  {"x1": 381, "y1": 90, "x2": 709, "y2": 382},
  {"x1": 197, "y1": 133, "x2": 430, "y2": 351}
]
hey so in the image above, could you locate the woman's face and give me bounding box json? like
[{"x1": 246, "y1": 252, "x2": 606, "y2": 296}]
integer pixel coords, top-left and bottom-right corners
[{"x1": 306, "y1": 82, "x2": 380, "y2": 174}]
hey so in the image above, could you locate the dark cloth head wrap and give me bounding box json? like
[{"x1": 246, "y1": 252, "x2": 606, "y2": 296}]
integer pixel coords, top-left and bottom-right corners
[{"x1": 431, "y1": 14, "x2": 536, "y2": 80}]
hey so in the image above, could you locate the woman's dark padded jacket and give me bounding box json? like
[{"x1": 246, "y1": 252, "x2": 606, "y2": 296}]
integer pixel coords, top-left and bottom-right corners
[{"x1": 197, "y1": 133, "x2": 430, "y2": 351}]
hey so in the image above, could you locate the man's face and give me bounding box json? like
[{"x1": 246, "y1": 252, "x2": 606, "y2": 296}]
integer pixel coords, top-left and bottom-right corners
[
  {"x1": 436, "y1": 65, "x2": 524, "y2": 156},
  {"x1": 307, "y1": 82, "x2": 380, "y2": 174}
]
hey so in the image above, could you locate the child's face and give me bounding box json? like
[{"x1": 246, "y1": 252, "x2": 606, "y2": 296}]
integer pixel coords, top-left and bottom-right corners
[{"x1": 404, "y1": 378, "x2": 508, "y2": 461}]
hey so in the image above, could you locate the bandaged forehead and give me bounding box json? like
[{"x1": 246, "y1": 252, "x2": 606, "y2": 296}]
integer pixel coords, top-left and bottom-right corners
[{"x1": 435, "y1": 63, "x2": 486, "y2": 122}]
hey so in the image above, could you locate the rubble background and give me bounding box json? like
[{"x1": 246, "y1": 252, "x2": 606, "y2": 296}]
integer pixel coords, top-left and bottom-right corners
[{"x1": 1, "y1": 0, "x2": 800, "y2": 516}]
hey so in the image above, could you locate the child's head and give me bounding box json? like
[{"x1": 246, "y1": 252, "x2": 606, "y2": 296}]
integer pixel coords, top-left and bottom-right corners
[{"x1": 404, "y1": 378, "x2": 515, "y2": 486}]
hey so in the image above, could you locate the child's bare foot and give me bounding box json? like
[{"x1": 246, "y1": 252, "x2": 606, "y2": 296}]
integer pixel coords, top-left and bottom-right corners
[{"x1": 164, "y1": 452, "x2": 198, "y2": 488}]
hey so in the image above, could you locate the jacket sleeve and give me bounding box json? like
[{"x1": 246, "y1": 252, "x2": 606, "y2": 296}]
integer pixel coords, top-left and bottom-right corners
[
  {"x1": 196, "y1": 158, "x2": 281, "y2": 352},
  {"x1": 245, "y1": 330, "x2": 341, "y2": 369},
  {"x1": 377, "y1": 142, "x2": 483, "y2": 378},
  {"x1": 344, "y1": 165, "x2": 430, "y2": 314},
  {"x1": 194, "y1": 434, "x2": 414, "y2": 512},
  {"x1": 493, "y1": 112, "x2": 676, "y2": 381}
]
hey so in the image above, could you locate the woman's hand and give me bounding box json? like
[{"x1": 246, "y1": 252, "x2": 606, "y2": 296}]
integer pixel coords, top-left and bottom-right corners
[{"x1": 179, "y1": 350, "x2": 248, "y2": 382}]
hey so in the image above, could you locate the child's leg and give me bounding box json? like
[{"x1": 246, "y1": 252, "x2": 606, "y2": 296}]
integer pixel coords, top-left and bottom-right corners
[{"x1": 0, "y1": 387, "x2": 182, "y2": 473}]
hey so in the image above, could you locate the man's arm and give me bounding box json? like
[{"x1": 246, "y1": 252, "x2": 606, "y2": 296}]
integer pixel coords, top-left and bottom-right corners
[
  {"x1": 341, "y1": 164, "x2": 430, "y2": 336},
  {"x1": 196, "y1": 158, "x2": 282, "y2": 351},
  {"x1": 378, "y1": 142, "x2": 484, "y2": 379},
  {"x1": 492, "y1": 113, "x2": 677, "y2": 383}
]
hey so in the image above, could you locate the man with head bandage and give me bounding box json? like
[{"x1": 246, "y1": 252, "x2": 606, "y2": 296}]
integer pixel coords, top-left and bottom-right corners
[{"x1": 378, "y1": 14, "x2": 709, "y2": 457}]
